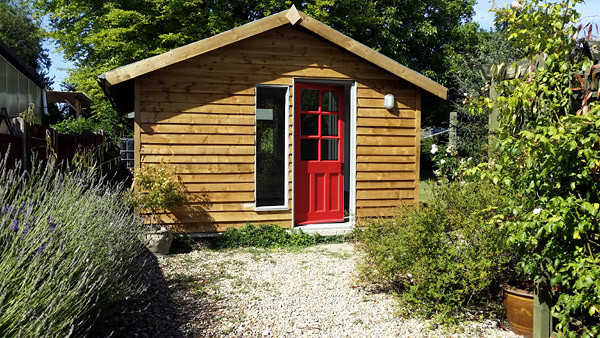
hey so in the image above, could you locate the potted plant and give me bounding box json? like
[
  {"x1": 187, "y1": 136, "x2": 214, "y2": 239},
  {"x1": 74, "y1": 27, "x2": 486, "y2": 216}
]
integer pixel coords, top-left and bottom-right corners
[
  {"x1": 126, "y1": 163, "x2": 187, "y2": 255},
  {"x1": 502, "y1": 281, "x2": 534, "y2": 337}
]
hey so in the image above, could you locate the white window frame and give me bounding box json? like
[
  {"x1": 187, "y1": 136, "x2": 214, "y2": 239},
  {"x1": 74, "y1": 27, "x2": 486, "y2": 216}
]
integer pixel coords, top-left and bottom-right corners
[{"x1": 254, "y1": 84, "x2": 290, "y2": 211}]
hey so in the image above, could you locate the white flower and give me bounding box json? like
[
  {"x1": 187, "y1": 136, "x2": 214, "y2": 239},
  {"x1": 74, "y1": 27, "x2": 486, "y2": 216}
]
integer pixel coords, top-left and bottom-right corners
[
  {"x1": 467, "y1": 157, "x2": 472, "y2": 162},
  {"x1": 511, "y1": 0, "x2": 522, "y2": 10},
  {"x1": 440, "y1": 159, "x2": 446, "y2": 165},
  {"x1": 434, "y1": 169, "x2": 441, "y2": 176},
  {"x1": 446, "y1": 146, "x2": 453, "y2": 154},
  {"x1": 533, "y1": 208, "x2": 542, "y2": 215},
  {"x1": 431, "y1": 144, "x2": 438, "y2": 154}
]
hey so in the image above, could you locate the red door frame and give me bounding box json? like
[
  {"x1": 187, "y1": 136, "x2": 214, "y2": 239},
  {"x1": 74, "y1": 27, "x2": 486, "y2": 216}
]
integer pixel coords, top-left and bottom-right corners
[{"x1": 294, "y1": 82, "x2": 345, "y2": 225}]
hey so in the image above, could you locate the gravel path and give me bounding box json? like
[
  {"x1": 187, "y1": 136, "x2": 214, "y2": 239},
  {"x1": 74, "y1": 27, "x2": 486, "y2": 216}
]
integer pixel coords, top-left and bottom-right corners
[{"x1": 158, "y1": 243, "x2": 518, "y2": 337}]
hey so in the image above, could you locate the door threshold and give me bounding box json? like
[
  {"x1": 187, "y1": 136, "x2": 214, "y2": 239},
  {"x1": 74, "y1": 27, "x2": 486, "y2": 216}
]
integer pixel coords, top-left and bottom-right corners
[{"x1": 294, "y1": 220, "x2": 353, "y2": 236}]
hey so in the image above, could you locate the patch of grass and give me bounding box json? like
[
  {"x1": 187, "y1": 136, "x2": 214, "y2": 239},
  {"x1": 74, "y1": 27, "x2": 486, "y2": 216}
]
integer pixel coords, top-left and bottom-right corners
[{"x1": 419, "y1": 179, "x2": 435, "y2": 203}]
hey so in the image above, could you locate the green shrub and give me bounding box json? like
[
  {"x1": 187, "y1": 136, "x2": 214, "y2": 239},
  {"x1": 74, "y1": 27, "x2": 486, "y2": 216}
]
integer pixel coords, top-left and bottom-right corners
[
  {"x1": 215, "y1": 224, "x2": 348, "y2": 249},
  {"x1": 355, "y1": 181, "x2": 515, "y2": 322},
  {"x1": 0, "y1": 156, "x2": 148, "y2": 337}
]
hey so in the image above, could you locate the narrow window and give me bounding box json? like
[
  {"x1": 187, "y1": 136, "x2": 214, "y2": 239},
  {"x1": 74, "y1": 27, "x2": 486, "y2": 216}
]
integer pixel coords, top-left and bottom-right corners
[{"x1": 255, "y1": 86, "x2": 288, "y2": 208}]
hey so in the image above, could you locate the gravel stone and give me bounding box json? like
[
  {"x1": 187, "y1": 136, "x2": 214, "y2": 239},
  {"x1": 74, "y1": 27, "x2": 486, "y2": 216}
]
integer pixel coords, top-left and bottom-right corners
[{"x1": 158, "y1": 243, "x2": 519, "y2": 337}]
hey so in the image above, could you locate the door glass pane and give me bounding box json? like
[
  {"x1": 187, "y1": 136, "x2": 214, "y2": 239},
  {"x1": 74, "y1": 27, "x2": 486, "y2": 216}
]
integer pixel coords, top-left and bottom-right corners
[
  {"x1": 300, "y1": 88, "x2": 319, "y2": 111},
  {"x1": 255, "y1": 86, "x2": 287, "y2": 207},
  {"x1": 301, "y1": 139, "x2": 318, "y2": 160},
  {"x1": 322, "y1": 114, "x2": 338, "y2": 136},
  {"x1": 322, "y1": 91, "x2": 338, "y2": 112},
  {"x1": 321, "y1": 139, "x2": 338, "y2": 160},
  {"x1": 300, "y1": 114, "x2": 318, "y2": 135}
]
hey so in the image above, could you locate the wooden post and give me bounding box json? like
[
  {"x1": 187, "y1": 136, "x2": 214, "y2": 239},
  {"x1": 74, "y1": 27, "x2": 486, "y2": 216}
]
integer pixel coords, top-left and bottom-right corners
[
  {"x1": 488, "y1": 79, "x2": 499, "y2": 160},
  {"x1": 449, "y1": 111, "x2": 457, "y2": 149},
  {"x1": 534, "y1": 283, "x2": 552, "y2": 338}
]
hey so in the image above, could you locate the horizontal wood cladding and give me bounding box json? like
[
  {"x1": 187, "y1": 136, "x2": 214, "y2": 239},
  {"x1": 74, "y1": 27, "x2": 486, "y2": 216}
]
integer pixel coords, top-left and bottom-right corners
[{"x1": 137, "y1": 24, "x2": 420, "y2": 232}]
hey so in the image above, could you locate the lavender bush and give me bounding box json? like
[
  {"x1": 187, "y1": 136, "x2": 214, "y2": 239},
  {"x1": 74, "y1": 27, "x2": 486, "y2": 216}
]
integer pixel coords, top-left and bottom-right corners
[{"x1": 0, "y1": 155, "x2": 148, "y2": 337}]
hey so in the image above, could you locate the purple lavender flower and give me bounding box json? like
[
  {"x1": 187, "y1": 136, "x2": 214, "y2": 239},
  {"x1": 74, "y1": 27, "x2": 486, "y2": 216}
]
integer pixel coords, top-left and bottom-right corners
[
  {"x1": 20, "y1": 224, "x2": 30, "y2": 240},
  {"x1": 37, "y1": 243, "x2": 47, "y2": 255},
  {"x1": 1, "y1": 204, "x2": 9, "y2": 215},
  {"x1": 9, "y1": 220, "x2": 18, "y2": 232},
  {"x1": 47, "y1": 217, "x2": 57, "y2": 231}
]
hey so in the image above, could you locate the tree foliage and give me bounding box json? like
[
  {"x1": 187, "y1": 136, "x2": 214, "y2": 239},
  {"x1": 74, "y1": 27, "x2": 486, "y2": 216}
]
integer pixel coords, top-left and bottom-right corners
[
  {"x1": 35, "y1": 0, "x2": 480, "y2": 137},
  {"x1": 0, "y1": 0, "x2": 51, "y2": 85}
]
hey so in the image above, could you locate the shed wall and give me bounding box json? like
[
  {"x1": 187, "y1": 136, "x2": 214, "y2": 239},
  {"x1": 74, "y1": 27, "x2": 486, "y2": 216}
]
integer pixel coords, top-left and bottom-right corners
[{"x1": 135, "y1": 25, "x2": 420, "y2": 232}]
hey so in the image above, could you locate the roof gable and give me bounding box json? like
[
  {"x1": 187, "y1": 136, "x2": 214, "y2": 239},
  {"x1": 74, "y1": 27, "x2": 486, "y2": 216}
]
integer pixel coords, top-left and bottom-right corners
[{"x1": 100, "y1": 6, "x2": 447, "y2": 99}]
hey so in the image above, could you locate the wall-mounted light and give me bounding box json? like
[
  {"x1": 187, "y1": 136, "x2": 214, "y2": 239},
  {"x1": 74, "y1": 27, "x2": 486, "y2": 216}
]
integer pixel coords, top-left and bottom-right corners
[{"x1": 384, "y1": 94, "x2": 395, "y2": 110}]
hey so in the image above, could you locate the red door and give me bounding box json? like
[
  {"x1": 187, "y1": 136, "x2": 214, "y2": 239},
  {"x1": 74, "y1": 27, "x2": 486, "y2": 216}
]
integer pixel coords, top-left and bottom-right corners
[{"x1": 294, "y1": 83, "x2": 344, "y2": 225}]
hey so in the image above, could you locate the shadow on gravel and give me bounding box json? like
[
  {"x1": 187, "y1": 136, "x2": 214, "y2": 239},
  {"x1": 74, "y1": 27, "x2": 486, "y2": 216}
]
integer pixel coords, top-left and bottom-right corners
[{"x1": 89, "y1": 248, "x2": 185, "y2": 338}]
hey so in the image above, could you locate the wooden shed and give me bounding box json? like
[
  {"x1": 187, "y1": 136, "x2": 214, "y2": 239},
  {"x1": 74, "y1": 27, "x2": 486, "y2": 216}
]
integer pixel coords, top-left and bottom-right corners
[{"x1": 99, "y1": 6, "x2": 447, "y2": 233}]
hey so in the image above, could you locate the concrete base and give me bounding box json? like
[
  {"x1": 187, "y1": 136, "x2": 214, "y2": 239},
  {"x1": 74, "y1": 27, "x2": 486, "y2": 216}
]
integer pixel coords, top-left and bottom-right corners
[{"x1": 294, "y1": 221, "x2": 353, "y2": 236}]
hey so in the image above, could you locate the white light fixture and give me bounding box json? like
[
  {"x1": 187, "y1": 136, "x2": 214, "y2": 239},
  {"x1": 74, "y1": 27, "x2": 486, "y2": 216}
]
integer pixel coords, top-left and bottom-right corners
[{"x1": 384, "y1": 93, "x2": 395, "y2": 110}]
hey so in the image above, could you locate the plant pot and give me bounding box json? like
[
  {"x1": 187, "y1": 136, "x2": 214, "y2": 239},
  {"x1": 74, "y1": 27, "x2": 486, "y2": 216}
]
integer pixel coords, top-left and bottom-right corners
[
  {"x1": 142, "y1": 227, "x2": 173, "y2": 255},
  {"x1": 502, "y1": 282, "x2": 534, "y2": 337}
]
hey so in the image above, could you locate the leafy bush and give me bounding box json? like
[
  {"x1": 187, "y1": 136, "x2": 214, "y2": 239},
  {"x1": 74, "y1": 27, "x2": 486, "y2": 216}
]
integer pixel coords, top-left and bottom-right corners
[
  {"x1": 0, "y1": 156, "x2": 148, "y2": 336},
  {"x1": 126, "y1": 164, "x2": 187, "y2": 224},
  {"x1": 215, "y1": 224, "x2": 348, "y2": 249},
  {"x1": 468, "y1": 0, "x2": 600, "y2": 334},
  {"x1": 355, "y1": 181, "x2": 515, "y2": 322}
]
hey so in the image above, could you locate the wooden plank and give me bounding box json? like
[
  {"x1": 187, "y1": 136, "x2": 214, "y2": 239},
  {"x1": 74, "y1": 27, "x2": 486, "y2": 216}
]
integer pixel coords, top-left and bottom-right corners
[
  {"x1": 182, "y1": 182, "x2": 254, "y2": 192},
  {"x1": 357, "y1": 109, "x2": 416, "y2": 119},
  {"x1": 164, "y1": 64, "x2": 398, "y2": 81},
  {"x1": 134, "y1": 79, "x2": 142, "y2": 170},
  {"x1": 356, "y1": 207, "x2": 399, "y2": 217},
  {"x1": 357, "y1": 155, "x2": 416, "y2": 164},
  {"x1": 139, "y1": 112, "x2": 254, "y2": 125},
  {"x1": 179, "y1": 173, "x2": 257, "y2": 184},
  {"x1": 357, "y1": 88, "x2": 415, "y2": 99},
  {"x1": 103, "y1": 10, "x2": 291, "y2": 85},
  {"x1": 141, "y1": 124, "x2": 254, "y2": 135},
  {"x1": 145, "y1": 163, "x2": 253, "y2": 174},
  {"x1": 357, "y1": 189, "x2": 414, "y2": 200},
  {"x1": 141, "y1": 144, "x2": 255, "y2": 155},
  {"x1": 356, "y1": 181, "x2": 416, "y2": 189},
  {"x1": 358, "y1": 117, "x2": 416, "y2": 128},
  {"x1": 356, "y1": 127, "x2": 416, "y2": 136},
  {"x1": 141, "y1": 155, "x2": 254, "y2": 164},
  {"x1": 357, "y1": 135, "x2": 416, "y2": 146},
  {"x1": 141, "y1": 134, "x2": 254, "y2": 145},
  {"x1": 141, "y1": 92, "x2": 255, "y2": 105},
  {"x1": 154, "y1": 211, "x2": 291, "y2": 224},
  {"x1": 356, "y1": 172, "x2": 416, "y2": 181},
  {"x1": 139, "y1": 102, "x2": 254, "y2": 113},
  {"x1": 415, "y1": 90, "x2": 422, "y2": 206},
  {"x1": 162, "y1": 220, "x2": 293, "y2": 233},
  {"x1": 356, "y1": 146, "x2": 415, "y2": 156},
  {"x1": 356, "y1": 199, "x2": 413, "y2": 207},
  {"x1": 178, "y1": 173, "x2": 255, "y2": 183},
  {"x1": 357, "y1": 163, "x2": 416, "y2": 172},
  {"x1": 139, "y1": 79, "x2": 257, "y2": 95},
  {"x1": 185, "y1": 191, "x2": 255, "y2": 202}
]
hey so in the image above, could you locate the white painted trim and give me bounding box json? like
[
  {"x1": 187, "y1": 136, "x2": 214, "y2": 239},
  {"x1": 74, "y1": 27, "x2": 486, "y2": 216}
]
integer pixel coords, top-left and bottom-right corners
[
  {"x1": 254, "y1": 84, "x2": 290, "y2": 211},
  {"x1": 291, "y1": 79, "x2": 296, "y2": 229},
  {"x1": 349, "y1": 81, "x2": 357, "y2": 228}
]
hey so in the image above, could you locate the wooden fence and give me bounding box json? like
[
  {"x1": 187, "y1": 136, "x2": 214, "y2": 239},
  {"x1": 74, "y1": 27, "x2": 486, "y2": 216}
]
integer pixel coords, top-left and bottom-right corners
[{"x1": 0, "y1": 125, "x2": 105, "y2": 168}]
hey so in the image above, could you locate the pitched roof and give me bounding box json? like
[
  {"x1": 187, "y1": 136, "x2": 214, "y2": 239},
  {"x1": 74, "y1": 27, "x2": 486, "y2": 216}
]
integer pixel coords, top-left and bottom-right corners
[
  {"x1": 0, "y1": 40, "x2": 44, "y2": 88},
  {"x1": 100, "y1": 6, "x2": 447, "y2": 99}
]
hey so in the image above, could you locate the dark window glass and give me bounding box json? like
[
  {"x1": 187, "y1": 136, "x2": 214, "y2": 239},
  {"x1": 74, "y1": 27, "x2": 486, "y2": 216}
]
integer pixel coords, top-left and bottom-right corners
[
  {"x1": 301, "y1": 114, "x2": 318, "y2": 135},
  {"x1": 300, "y1": 88, "x2": 319, "y2": 111},
  {"x1": 321, "y1": 91, "x2": 338, "y2": 112},
  {"x1": 321, "y1": 139, "x2": 338, "y2": 160},
  {"x1": 321, "y1": 114, "x2": 338, "y2": 136},
  {"x1": 256, "y1": 87, "x2": 287, "y2": 207},
  {"x1": 301, "y1": 139, "x2": 318, "y2": 160}
]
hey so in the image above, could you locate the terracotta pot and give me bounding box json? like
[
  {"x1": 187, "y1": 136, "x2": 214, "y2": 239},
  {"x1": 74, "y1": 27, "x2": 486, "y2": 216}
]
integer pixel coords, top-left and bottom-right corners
[{"x1": 502, "y1": 283, "x2": 534, "y2": 337}]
